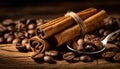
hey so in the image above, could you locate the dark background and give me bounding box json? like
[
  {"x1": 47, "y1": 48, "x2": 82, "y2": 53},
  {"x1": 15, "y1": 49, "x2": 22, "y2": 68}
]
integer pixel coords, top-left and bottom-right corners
[{"x1": 0, "y1": 0, "x2": 120, "y2": 20}]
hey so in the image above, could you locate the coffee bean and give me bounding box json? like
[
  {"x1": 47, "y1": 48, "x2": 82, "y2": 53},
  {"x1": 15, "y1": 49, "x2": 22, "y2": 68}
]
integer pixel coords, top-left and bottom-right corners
[
  {"x1": 7, "y1": 26, "x2": 14, "y2": 31},
  {"x1": 12, "y1": 38, "x2": 21, "y2": 44},
  {"x1": 94, "y1": 41, "x2": 103, "y2": 50},
  {"x1": 45, "y1": 50, "x2": 59, "y2": 57},
  {"x1": 2, "y1": 19, "x2": 14, "y2": 26},
  {"x1": 32, "y1": 53, "x2": 44, "y2": 60},
  {"x1": 85, "y1": 44, "x2": 96, "y2": 52},
  {"x1": 77, "y1": 39, "x2": 84, "y2": 51},
  {"x1": 102, "y1": 51, "x2": 116, "y2": 59},
  {"x1": 114, "y1": 41, "x2": 120, "y2": 46},
  {"x1": 103, "y1": 30, "x2": 111, "y2": 36},
  {"x1": 108, "y1": 35, "x2": 117, "y2": 42},
  {"x1": 80, "y1": 55, "x2": 93, "y2": 62},
  {"x1": 0, "y1": 37, "x2": 5, "y2": 43},
  {"x1": 113, "y1": 53, "x2": 120, "y2": 62},
  {"x1": 44, "y1": 55, "x2": 54, "y2": 63},
  {"x1": 36, "y1": 19, "x2": 44, "y2": 26},
  {"x1": 99, "y1": 28, "x2": 105, "y2": 35},
  {"x1": 15, "y1": 44, "x2": 27, "y2": 52},
  {"x1": 21, "y1": 38, "x2": 29, "y2": 45},
  {"x1": 6, "y1": 36, "x2": 14, "y2": 43},
  {"x1": 14, "y1": 32, "x2": 26, "y2": 39},
  {"x1": 25, "y1": 43, "x2": 31, "y2": 51},
  {"x1": 28, "y1": 29, "x2": 35, "y2": 35},
  {"x1": 28, "y1": 23, "x2": 36, "y2": 30},
  {"x1": 4, "y1": 33, "x2": 11, "y2": 39},
  {"x1": 63, "y1": 52, "x2": 75, "y2": 61}
]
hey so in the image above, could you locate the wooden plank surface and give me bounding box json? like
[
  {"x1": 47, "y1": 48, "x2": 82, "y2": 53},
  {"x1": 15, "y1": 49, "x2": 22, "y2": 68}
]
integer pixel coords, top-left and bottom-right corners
[{"x1": 0, "y1": 44, "x2": 120, "y2": 69}]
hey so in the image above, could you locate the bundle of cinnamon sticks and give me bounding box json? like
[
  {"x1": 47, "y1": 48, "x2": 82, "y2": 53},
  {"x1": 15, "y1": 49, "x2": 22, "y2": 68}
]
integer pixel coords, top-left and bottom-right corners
[{"x1": 29, "y1": 8, "x2": 108, "y2": 54}]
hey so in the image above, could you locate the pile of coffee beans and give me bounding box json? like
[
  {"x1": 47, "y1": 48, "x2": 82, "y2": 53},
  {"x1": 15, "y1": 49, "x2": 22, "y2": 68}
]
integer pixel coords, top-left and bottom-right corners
[
  {"x1": 0, "y1": 18, "x2": 44, "y2": 52},
  {"x1": 13, "y1": 18, "x2": 44, "y2": 52},
  {"x1": 0, "y1": 19, "x2": 16, "y2": 44}
]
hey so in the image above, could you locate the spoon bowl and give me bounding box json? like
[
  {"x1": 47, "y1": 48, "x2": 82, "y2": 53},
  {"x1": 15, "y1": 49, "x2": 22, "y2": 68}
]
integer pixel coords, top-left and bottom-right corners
[{"x1": 67, "y1": 29, "x2": 120, "y2": 54}]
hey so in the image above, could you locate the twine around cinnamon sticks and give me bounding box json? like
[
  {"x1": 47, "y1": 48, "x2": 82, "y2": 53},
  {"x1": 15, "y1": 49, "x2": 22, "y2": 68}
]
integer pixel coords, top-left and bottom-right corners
[{"x1": 30, "y1": 8, "x2": 108, "y2": 53}]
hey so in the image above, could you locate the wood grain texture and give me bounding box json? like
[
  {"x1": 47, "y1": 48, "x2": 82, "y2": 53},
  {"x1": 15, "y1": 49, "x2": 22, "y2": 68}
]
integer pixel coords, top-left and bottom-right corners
[{"x1": 0, "y1": 44, "x2": 120, "y2": 69}]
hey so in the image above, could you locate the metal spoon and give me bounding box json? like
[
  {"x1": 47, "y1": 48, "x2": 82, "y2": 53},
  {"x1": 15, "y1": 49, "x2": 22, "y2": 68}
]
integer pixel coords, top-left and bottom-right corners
[{"x1": 67, "y1": 29, "x2": 120, "y2": 54}]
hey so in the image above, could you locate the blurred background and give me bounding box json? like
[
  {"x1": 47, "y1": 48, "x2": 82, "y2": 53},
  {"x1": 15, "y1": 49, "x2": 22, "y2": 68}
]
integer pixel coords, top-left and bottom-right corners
[{"x1": 0, "y1": 0, "x2": 120, "y2": 20}]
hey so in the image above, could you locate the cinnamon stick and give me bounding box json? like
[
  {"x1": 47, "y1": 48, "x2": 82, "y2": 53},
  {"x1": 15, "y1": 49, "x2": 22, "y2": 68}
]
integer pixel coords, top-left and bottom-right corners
[
  {"x1": 36, "y1": 8, "x2": 98, "y2": 39},
  {"x1": 29, "y1": 36, "x2": 50, "y2": 53},
  {"x1": 54, "y1": 10, "x2": 108, "y2": 46}
]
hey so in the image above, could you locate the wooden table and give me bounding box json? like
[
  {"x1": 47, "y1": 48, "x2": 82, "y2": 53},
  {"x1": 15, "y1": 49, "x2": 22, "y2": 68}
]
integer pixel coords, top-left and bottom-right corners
[{"x1": 0, "y1": 44, "x2": 120, "y2": 69}]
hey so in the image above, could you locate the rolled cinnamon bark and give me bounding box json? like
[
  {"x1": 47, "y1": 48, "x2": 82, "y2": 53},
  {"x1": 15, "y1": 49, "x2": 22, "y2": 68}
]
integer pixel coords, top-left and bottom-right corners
[
  {"x1": 29, "y1": 36, "x2": 50, "y2": 53},
  {"x1": 36, "y1": 8, "x2": 98, "y2": 39},
  {"x1": 54, "y1": 10, "x2": 108, "y2": 46}
]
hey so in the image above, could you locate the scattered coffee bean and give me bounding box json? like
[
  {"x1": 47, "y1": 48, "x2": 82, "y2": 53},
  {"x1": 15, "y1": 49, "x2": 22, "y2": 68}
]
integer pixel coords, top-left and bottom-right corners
[
  {"x1": 45, "y1": 50, "x2": 59, "y2": 57},
  {"x1": 63, "y1": 52, "x2": 75, "y2": 61},
  {"x1": 32, "y1": 53, "x2": 44, "y2": 60},
  {"x1": 102, "y1": 51, "x2": 116, "y2": 60},
  {"x1": 80, "y1": 55, "x2": 93, "y2": 62},
  {"x1": 44, "y1": 55, "x2": 54, "y2": 63},
  {"x1": 113, "y1": 53, "x2": 120, "y2": 62},
  {"x1": 0, "y1": 37, "x2": 5, "y2": 43}
]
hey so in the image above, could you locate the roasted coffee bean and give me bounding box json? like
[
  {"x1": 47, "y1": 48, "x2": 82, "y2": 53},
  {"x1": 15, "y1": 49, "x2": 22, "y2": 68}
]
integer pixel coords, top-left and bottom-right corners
[
  {"x1": 109, "y1": 35, "x2": 117, "y2": 42},
  {"x1": 4, "y1": 33, "x2": 11, "y2": 39},
  {"x1": 36, "y1": 19, "x2": 44, "y2": 26},
  {"x1": 113, "y1": 53, "x2": 120, "y2": 62},
  {"x1": 77, "y1": 39, "x2": 84, "y2": 51},
  {"x1": 21, "y1": 38, "x2": 29, "y2": 45},
  {"x1": 2, "y1": 19, "x2": 14, "y2": 26},
  {"x1": 94, "y1": 41, "x2": 103, "y2": 50},
  {"x1": 12, "y1": 38, "x2": 21, "y2": 44},
  {"x1": 63, "y1": 52, "x2": 75, "y2": 61},
  {"x1": 25, "y1": 43, "x2": 31, "y2": 51},
  {"x1": 15, "y1": 44, "x2": 27, "y2": 52},
  {"x1": 0, "y1": 37, "x2": 5, "y2": 43},
  {"x1": 7, "y1": 26, "x2": 14, "y2": 31},
  {"x1": 102, "y1": 51, "x2": 116, "y2": 60},
  {"x1": 6, "y1": 36, "x2": 14, "y2": 43},
  {"x1": 99, "y1": 28, "x2": 105, "y2": 35},
  {"x1": 85, "y1": 44, "x2": 96, "y2": 52},
  {"x1": 28, "y1": 23, "x2": 36, "y2": 30},
  {"x1": 14, "y1": 32, "x2": 25, "y2": 39},
  {"x1": 44, "y1": 55, "x2": 54, "y2": 63},
  {"x1": 0, "y1": 26, "x2": 7, "y2": 32},
  {"x1": 32, "y1": 53, "x2": 44, "y2": 60},
  {"x1": 103, "y1": 30, "x2": 111, "y2": 36},
  {"x1": 114, "y1": 41, "x2": 120, "y2": 46},
  {"x1": 45, "y1": 50, "x2": 59, "y2": 57},
  {"x1": 80, "y1": 55, "x2": 93, "y2": 62},
  {"x1": 28, "y1": 29, "x2": 35, "y2": 35},
  {"x1": 28, "y1": 29, "x2": 35, "y2": 37}
]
